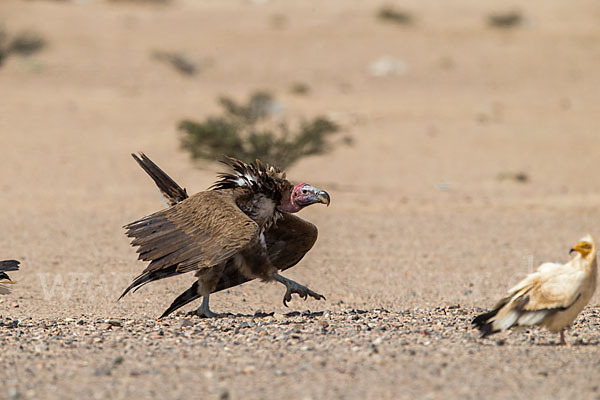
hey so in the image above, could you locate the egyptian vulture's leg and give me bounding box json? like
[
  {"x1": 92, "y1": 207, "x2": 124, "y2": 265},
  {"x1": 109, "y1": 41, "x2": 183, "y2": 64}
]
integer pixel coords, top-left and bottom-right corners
[
  {"x1": 187, "y1": 265, "x2": 224, "y2": 318},
  {"x1": 559, "y1": 329, "x2": 566, "y2": 346},
  {"x1": 273, "y1": 273, "x2": 325, "y2": 307}
]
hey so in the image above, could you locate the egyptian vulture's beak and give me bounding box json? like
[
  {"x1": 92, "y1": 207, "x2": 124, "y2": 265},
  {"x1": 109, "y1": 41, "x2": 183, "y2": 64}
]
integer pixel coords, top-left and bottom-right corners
[
  {"x1": 570, "y1": 241, "x2": 593, "y2": 257},
  {"x1": 0, "y1": 279, "x2": 15, "y2": 285},
  {"x1": 317, "y1": 190, "x2": 331, "y2": 206}
]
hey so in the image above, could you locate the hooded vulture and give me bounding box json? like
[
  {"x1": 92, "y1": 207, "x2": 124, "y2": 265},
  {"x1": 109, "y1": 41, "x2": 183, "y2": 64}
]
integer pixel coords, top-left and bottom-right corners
[
  {"x1": 120, "y1": 153, "x2": 330, "y2": 318},
  {"x1": 0, "y1": 260, "x2": 20, "y2": 295},
  {"x1": 473, "y1": 235, "x2": 597, "y2": 345}
]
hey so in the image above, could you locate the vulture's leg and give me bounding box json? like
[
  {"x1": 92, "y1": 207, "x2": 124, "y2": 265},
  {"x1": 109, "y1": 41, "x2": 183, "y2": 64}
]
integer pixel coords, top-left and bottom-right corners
[
  {"x1": 273, "y1": 273, "x2": 325, "y2": 307},
  {"x1": 186, "y1": 264, "x2": 225, "y2": 318},
  {"x1": 186, "y1": 295, "x2": 219, "y2": 318}
]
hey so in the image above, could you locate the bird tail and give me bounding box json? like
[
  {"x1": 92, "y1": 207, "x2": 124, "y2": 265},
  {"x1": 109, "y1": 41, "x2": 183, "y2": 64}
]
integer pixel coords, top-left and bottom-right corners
[
  {"x1": 132, "y1": 153, "x2": 188, "y2": 206},
  {"x1": 472, "y1": 308, "x2": 502, "y2": 337},
  {"x1": 159, "y1": 281, "x2": 201, "y2": 319},
  {"x1": 472, "y1": 293, "x2": 563, "y2": 337},
  {"x1": 0, "y1": 260, "x2": 20, "y2": 272}
]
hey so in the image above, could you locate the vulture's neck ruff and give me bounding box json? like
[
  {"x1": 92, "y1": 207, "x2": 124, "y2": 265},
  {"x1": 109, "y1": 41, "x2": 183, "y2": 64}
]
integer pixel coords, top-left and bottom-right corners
[{"x1": 210, "y1": 157, "x2": 293, "y2": 232}]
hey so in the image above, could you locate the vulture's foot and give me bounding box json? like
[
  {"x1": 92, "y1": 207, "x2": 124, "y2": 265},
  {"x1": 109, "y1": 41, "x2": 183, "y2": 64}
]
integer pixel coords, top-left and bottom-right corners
[
  {"x1": 186, "y1": 295, "x2": 219, "y2": 318},
  {"x1": 274, "y1": 273, "x2": 326, "y2": 307}
]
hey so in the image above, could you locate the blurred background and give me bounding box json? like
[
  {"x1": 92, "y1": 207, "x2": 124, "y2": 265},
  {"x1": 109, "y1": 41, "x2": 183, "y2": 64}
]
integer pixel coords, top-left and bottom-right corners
[
  {"x1": 2, "y1": 1, "x2": 600, "y2": 399},
  {"x1": 2, "y1": 0, "x2": 600, "y2": 311}
]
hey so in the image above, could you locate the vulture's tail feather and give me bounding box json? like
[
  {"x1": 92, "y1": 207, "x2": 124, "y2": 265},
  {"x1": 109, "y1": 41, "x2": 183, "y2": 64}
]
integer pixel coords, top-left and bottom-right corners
[
  {"x1": 118, "y1": 265, "x2": 181, "y2": 301},
  {"x1": 132, "y1": 153, "x2": 188, "y2": 206},
  {"x1": 159, "y1": 281, "x2": 201, "y2": 319},
  {"x1": 0, "y1": 260, "x2": 20, "y2": 272}
]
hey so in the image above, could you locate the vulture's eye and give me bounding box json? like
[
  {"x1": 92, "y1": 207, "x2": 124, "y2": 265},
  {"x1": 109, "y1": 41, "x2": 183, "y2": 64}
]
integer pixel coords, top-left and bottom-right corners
[{"x1": 302, "y1": 189, "x2": 308, "y2": 194}]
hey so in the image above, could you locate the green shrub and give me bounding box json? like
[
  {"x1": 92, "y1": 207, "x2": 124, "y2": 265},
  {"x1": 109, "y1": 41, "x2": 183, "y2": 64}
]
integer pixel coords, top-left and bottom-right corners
[{"x1": 179, "y1": 92, "x2": 342, "y2": 169}]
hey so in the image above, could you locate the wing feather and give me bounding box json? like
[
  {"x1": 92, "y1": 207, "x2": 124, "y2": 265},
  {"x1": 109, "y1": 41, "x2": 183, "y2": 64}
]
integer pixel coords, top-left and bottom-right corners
[
  {"x1": 121, "y1": 190, "x2": 259, "y2": 298},
  {"x1": 522, "y1": 263, "x2": 584, "y2": 311},
  {"x1": 132, "y1": 153, "x2": 188, "y2": 206},
  {"x1": 212, "y1": 214, "x2": 318, "y2": 293}
]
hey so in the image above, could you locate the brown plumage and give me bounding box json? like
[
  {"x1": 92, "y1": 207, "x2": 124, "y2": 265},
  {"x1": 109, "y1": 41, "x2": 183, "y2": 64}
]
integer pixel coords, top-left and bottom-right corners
[
  {"x1": 120, "y1": 153, "x2": 330, "y2": 318},
  {"x1": 0, "y1": 260, "x2": 20, "y2": 295}
]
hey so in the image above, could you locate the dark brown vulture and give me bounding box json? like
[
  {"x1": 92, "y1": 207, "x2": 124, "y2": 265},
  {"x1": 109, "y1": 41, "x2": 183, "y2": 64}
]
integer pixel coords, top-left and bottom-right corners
[
  {"x1": 120, "y1": 153, "x2": 330, "y2": 318},
  {"x1": 0, "y1": 260, "x2": 20, "y2": 295}
]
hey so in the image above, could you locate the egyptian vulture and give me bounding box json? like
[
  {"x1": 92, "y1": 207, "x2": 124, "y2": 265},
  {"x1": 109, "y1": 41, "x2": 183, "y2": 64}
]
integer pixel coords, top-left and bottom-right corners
[
  {"x1": 120, "y1": 153, "x2": 330, "y2": 318},
  {"x1": 473, "y1": 235, "x2": 597, "y2": 344},
  {"x1": 0, "y1": 260, "x2": 20, "y2": 295}
]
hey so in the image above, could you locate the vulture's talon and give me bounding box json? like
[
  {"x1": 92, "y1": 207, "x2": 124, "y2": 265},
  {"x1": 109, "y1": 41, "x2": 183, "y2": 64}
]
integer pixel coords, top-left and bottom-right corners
[
  {"x1": 185, "y1": 296, "x2": 220, "y2": 318},
  {"x1": 283, "y1": 292, "x2": 292, "y2": 307},
  {"x1": 185, "y1": 309, "x2": 220, "y2": 318},
  {"x1": 275, "y1": 273, "x2": 326, "y2": 306}
]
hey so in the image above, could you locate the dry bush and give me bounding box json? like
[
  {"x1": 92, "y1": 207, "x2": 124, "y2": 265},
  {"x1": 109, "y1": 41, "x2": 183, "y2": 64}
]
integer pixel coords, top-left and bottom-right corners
[
  {"x1": 0, "y1": 28, "x2": 45, "y2": 66},
  {"x1": 152, "y1": 50, "x2": 197, "y2": 76},
  {"x1": 179, "y1": 92, "x2": 342, "y2": 169},
  {"x1": 487, "y1": 11, "x2": 523, "y2": 28},
  {"x1": 376, "y1": 6, "x2": 413, "y2": 25}
]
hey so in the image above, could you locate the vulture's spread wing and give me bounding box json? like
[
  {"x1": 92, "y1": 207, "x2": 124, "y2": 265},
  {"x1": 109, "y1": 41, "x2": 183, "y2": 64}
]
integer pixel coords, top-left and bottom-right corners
[
  {"x1": 213, "y1": 214, "x2": 318, "y2": 293},
  {"x1": 265, "y1": 214, "x2": 318, "y2": 273},
  {"x1": 132, "y1": 153, "x2": 188, "y2": 206},
  {"x1": 120, "y1": 190, "x2": 259, "y2": 298}
]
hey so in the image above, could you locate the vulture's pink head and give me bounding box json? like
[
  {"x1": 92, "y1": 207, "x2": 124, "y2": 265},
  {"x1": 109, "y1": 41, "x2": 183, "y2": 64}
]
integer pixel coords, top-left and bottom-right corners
[{"x1": 279, "y1": 183, "x2": 330, "y2": 213}]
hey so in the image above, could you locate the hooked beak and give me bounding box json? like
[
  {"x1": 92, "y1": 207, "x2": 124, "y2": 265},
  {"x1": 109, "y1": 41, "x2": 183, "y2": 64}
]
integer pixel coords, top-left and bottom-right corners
[
  {"x1": 569, "y1": 240, "x2": 593, "y2": 257},
  {"x1": 317, "y1": 190, "x2": 331, "y2": 206},
  {"x1": 0, "y1": 272, "x2": 13, "y2": 283}
]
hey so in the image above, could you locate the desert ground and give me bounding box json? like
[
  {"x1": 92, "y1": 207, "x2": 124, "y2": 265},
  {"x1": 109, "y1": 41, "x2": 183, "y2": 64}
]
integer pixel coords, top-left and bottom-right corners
[{"x1": 1, "y1": 0, "x2": 600, "y2": 399}]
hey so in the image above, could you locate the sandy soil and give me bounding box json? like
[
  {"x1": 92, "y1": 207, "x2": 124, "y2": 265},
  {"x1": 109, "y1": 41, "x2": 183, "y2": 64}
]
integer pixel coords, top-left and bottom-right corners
[{"x1": 1, "y1": 0, "x2": 600, "y2": 399}]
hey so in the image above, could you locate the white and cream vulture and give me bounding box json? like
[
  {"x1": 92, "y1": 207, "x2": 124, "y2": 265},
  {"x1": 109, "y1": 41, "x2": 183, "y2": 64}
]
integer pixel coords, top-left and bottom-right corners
[
  {"x1": 473, "y1": 235, "x2": 597, "y2": 344},
  {"x1": 119, "y1": 153, "x2": 330, "y2": 318},
  {"x1": 0, "y1": 260, "x2": 20, "y2": 295}
]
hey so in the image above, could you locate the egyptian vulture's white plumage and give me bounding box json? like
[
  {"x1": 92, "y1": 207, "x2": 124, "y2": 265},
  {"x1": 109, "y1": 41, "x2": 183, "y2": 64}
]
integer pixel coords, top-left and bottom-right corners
[{"x1": 473, "y1": 235, "x2": 597, "y2": 344}]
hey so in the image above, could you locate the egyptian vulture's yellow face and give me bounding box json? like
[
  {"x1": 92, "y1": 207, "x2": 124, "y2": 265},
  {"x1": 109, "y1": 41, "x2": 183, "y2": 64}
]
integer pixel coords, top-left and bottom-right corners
[{"x1": 570, "y1": 241, "x2": 594, "y2": 258}]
